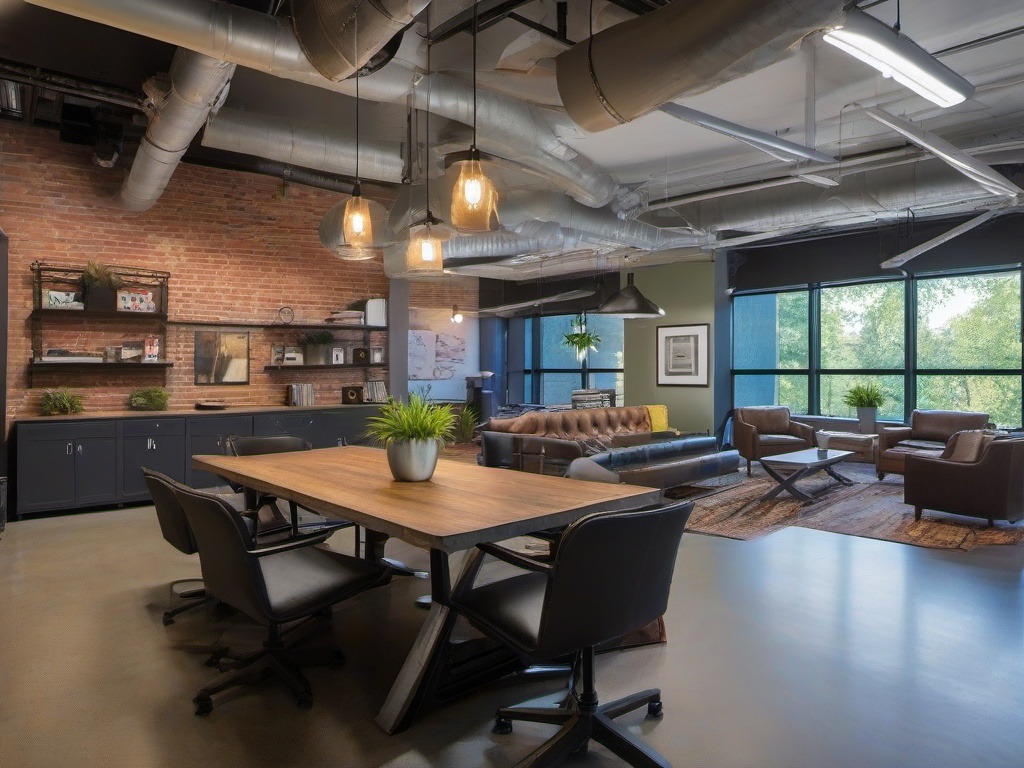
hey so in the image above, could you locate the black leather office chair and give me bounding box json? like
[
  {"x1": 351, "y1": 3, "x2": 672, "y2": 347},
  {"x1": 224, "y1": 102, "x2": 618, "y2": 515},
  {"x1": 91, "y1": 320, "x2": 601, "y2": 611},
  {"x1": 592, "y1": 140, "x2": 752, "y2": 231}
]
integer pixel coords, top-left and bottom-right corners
[
  {"x1": 172, "y1": 483, "x2": 392, "y2": 714},
  {"x1": 451, "y1": 499, "x2": 693, "y2": 768},
  {"x1": 143, "y1": 468, "x2": 213, "y2": 626},
  {"x1": 226, "y1": 435, "x2": 359, "y2": 551}
]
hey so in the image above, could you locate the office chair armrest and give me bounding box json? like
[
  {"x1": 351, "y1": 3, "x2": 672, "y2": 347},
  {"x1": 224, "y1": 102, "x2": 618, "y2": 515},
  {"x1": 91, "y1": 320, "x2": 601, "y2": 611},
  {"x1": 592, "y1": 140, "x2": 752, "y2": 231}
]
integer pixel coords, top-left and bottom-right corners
[
  {"x1": 248, "y1": 530, "x2": 333, "y2": 557},
  {"x1": 477, "y1": 542, "x2": 553, "y2": 573}
]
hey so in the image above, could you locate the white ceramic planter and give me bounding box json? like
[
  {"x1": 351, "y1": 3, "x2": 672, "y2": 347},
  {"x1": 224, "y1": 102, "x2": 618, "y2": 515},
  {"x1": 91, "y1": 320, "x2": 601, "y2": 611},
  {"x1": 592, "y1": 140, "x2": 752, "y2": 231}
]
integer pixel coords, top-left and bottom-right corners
[
  {"x1": 857, "y1": 406, "x2": 878, "y2": 435},
  {"x1": 386, "y1": 439, "x2": 440, "y2": 481}
]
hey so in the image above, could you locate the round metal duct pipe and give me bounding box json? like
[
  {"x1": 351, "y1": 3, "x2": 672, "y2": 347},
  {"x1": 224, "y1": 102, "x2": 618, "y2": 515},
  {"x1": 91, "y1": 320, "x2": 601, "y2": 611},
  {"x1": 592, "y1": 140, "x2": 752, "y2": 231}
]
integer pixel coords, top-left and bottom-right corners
[{"x1": 555, "y1": 0, "x2": 844, "y2": 133}]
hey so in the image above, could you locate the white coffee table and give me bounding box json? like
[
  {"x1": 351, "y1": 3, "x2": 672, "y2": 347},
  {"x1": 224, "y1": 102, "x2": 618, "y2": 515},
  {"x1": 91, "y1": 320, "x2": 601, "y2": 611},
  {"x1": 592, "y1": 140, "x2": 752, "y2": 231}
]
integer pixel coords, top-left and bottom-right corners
[{"x1": 759, "y1": 448, "x2": 855, "y2": 502}]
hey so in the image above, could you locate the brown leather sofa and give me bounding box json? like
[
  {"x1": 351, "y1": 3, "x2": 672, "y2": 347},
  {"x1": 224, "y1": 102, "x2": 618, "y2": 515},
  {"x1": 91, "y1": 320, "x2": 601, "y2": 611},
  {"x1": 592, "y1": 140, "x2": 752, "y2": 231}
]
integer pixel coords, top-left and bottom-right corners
[
  {"x1": 876, "y1": 409, "x2": 990, "y2": 479},
  {"x1": 904, "y1": 432, "x2": 1024, "y2": 525},
  {"x1": 732, "y1": 406, "x2": 815, "y2": 474}
]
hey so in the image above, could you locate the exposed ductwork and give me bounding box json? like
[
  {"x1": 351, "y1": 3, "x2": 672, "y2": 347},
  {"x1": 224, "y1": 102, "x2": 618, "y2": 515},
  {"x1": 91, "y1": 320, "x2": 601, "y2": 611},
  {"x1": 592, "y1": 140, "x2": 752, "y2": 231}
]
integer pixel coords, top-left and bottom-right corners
[
  {"x1": 555, "y1": 0, "x2": 844, "y2": 133},
  {"x1": 25, "y1": 0, "x2": 620, "y2": 209},
  {"x1": 290, "y1": 0, "x2": 428, "y2": 81},
  {"x1": 202, "y1": 107, "x2": 405, "y2": 184},
  {"x1": 120, "y1": 48, "x2": 234, "y2": 212}
]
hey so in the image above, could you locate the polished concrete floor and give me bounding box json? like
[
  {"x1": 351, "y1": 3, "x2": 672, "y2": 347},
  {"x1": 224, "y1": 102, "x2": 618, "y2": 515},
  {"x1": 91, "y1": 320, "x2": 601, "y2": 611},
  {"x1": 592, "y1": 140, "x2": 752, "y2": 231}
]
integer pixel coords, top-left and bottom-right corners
[{"x1": 1, "y1": 507, "x2": 1022, "y2": 768}]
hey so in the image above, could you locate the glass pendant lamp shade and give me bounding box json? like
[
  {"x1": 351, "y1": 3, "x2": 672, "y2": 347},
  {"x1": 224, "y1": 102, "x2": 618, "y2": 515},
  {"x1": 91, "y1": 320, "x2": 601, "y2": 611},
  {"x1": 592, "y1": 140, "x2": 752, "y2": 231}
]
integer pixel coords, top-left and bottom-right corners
[
  {"x1": 450, "y1": 149, "x2": 498, "y2": 232},
  {"x1": 405, "y1": 221, "x2": 450, "y2": 273},
  {"x1": 343, "y1": 182, "x2": 373, "y2": 248}
]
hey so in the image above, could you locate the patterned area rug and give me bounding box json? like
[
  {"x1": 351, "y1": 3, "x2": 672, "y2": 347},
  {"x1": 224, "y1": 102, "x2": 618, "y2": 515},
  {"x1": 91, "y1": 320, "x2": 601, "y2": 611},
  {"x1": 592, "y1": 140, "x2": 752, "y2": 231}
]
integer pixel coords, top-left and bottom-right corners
[{"x1": 672, "y1": 463, "x2": 1024, "y2": 551}]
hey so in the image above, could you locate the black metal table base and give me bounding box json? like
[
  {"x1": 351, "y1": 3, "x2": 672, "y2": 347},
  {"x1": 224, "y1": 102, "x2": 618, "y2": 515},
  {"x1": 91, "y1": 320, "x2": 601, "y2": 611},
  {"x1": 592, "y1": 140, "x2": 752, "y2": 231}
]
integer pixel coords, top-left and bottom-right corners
[{"x1": 759, "y1": 461, "x2": 853, "y2": 502}]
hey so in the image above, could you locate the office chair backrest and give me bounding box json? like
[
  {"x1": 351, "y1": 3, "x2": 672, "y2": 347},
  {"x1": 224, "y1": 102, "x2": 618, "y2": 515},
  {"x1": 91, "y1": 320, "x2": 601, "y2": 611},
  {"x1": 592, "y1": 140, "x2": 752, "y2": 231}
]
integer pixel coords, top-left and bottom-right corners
[
  {"x1": 536, "y1": 499, "x2": 693, "y2": 659},
  {"x1": 227, "y1": 435, "x2": 312, "y2": 456},
  {"x1": 173, "y1": 484, "x2": 269, "y2": 624},
  {"x1": 143, "y1": 468, "x2": 199, "y2": 555}
]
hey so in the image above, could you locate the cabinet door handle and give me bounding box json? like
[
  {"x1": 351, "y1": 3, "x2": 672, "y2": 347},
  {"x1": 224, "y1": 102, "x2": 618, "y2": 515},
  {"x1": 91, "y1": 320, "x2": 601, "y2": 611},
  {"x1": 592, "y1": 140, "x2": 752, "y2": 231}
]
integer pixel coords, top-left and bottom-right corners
[
  {"x1": 77, "y1": 444, "x2": 83, "y2": 454},
  {"x1": 151, "y1": 438, "x2": 157, "y2": 450},
  {"x1": 67, "y1": 442, "x2": 73, "y2": 455}
]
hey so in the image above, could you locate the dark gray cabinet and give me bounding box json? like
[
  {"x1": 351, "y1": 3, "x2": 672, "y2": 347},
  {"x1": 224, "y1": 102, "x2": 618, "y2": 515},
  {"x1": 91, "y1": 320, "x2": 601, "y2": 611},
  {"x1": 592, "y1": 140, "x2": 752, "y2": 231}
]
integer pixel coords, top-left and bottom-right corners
[
  {"x1": 121, "y1": 418, "x2": 186, "y2": 501},
  {"x1": 16, "y1": 421, "x2": 117, "y2": 514},
  {"x1": 186, "y1": 415, "x2": 254, "y2": 488},
  {"x1": 13, "y1": 406, "x2": 380, "y2": 516}
]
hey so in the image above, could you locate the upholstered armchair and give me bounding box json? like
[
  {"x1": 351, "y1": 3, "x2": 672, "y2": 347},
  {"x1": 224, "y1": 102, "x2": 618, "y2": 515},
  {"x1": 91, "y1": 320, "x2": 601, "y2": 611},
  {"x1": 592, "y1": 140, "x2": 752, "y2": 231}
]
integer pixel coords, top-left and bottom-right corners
[
  {"x1": 733, "y1": 406, "x2": 815, "y2": 474},
  {"x1": 876, "y1": 409, "x2": 990, "y2": 479},
  {"x1": 904, "y1": 433, "x2": 1024, "y2": 526}
]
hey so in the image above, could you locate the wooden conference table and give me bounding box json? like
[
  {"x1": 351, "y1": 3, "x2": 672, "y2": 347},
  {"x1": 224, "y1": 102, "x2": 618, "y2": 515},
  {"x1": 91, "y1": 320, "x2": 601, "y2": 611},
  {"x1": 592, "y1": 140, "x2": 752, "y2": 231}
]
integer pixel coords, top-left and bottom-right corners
[{"x1": 192, "y1": 445, "x2": 662, "y2": 733}]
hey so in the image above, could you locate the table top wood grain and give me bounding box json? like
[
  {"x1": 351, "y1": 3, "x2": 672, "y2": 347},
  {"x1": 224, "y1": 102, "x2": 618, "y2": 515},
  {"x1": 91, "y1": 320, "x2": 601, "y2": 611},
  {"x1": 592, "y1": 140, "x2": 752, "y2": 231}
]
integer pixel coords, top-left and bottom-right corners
[{"x1": 192, "y1": 445, "x2": 662, "y2": 552}]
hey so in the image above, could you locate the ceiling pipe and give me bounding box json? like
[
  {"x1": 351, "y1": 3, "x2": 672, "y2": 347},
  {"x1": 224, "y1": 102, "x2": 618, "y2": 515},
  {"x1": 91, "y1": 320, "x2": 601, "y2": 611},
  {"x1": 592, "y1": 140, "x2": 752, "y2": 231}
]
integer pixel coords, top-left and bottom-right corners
[
  {"x1": 556, "y1": 0, "x2": 844, "y2": 132},
  {"x1": 25, "y1": 0, "x2": 620, "y2": 209},
  {"x1": 120, "y1": 48, "x2": 234, "y2": 212},
  {"x1": 202, "y1": 107, "x2": 406, "y2": 183}
]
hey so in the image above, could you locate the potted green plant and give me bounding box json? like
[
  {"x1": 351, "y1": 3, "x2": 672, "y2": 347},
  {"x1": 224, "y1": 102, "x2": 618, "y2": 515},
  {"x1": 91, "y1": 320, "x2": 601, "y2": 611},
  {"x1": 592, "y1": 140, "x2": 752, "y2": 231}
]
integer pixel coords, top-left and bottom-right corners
[
  {"x1": 81, "y1": 260, "x2": 123, "y2": 311},
  {"x1": 127, "y1": 387, "x2": 169, "y2": 411},
  {"x1": 298, "y1": 330, "x2": 336, "y2": 365},
  {"x1": 562, "y1": 314, "x2": 600, "y2": 361},
  {"x1": 364, "y1": 393, "x2": 455, "y2": 481},
  {"x1": 843, "y1": 383, "x2": 885, "y2": 434},
  {"x1": 40, "y1": 388, "x2": 84, "y2": 416}
]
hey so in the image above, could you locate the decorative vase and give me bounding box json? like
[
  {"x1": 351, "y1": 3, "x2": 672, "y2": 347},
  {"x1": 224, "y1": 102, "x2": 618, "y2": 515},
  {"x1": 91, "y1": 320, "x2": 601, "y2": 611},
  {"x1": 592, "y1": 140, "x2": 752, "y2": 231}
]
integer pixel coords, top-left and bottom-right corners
[
  {"x1": 856, "y1": 406, "x2": 877, "y2": 435},
  {"x1": 386, "y1": 439, "x2": 440, "y2": 481}
]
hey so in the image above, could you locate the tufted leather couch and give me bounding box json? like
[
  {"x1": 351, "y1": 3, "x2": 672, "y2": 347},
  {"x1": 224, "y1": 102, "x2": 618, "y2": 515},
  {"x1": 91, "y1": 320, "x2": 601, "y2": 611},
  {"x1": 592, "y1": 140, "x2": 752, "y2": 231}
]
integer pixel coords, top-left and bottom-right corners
[
  {"x1": 480, "y1": 405, "x2": 739, "y2": 488},
  {"x1": 876, "y1": 409, "x2": 990, "y2": 479}
]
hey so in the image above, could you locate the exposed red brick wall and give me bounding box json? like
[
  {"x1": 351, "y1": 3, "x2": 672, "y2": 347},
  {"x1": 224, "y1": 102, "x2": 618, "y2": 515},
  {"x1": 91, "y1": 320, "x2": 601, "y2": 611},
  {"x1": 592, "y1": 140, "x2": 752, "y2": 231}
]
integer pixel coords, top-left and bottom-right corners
[{"x1": 1, "y1": 122, "x2": 393, "y2": 428}]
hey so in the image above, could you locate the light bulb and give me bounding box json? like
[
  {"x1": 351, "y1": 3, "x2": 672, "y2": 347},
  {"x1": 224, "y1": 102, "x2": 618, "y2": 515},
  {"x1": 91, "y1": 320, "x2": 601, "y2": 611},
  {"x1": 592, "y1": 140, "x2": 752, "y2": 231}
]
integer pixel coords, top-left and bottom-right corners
[
  {"x1": 420, "y1": 238, "x2": 437, "y2": 262},
  {"x1": 350, "y1": 211, "x2": 365, "y2": 234},
  {"x1": 464, "y1": 178, "x2": 483, "y2": 207},
  {"x1": 343, "y1": 191, "x2": 373, "y2": 247},
  {"x1": 451, "y1": 305, "x2": 463, "y2": 324}
]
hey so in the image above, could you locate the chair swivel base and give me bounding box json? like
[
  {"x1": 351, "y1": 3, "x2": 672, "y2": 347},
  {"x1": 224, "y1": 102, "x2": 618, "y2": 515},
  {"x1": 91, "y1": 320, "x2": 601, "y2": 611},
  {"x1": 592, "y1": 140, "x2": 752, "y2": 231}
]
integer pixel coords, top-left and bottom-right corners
[
  {"x1": 163, "y1": 579, "x2": 213, "y2": 626},
  {"x1": 192, "y1": 617, "x2": 342, "y2": 715},
  {"x1": 493, "y1": 687, "x2": 669, "y2": 768}
]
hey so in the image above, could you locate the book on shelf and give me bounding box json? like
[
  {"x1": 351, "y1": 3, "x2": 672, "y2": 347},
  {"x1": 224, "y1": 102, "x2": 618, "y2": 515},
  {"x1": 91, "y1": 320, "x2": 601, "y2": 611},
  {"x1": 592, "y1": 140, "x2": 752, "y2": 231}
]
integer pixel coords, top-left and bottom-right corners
[
  {"x1": 364, "y1": 379, "x2": 388, "y2": 403},
  {"x1": 286, "y1": 383, "x2": 315, "y2": 406}
]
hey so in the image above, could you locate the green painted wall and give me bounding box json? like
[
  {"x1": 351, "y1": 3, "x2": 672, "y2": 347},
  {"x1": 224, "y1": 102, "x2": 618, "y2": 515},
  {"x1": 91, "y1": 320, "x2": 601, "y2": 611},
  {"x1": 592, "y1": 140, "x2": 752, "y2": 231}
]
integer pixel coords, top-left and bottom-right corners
[{"x1": 623, "y1": 262, "x2": 716, "y2": 433}]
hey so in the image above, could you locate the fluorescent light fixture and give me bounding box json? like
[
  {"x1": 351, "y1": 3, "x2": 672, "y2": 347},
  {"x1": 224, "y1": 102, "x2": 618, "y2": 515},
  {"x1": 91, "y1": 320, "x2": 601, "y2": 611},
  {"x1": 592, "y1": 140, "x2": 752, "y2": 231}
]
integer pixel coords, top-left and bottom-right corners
[
  {"x1": 823, "y1": 8, "x2": 974, "y2": 108},
  {"x1": 659, "y1": 103, "x2": 835, "y2": 164},
  {"x1": 864, "y1": 108, "x2": 1023, "y2": 198},
  {"x1": 880, "y1": 210, "x2": 1000, "y2": 269}
]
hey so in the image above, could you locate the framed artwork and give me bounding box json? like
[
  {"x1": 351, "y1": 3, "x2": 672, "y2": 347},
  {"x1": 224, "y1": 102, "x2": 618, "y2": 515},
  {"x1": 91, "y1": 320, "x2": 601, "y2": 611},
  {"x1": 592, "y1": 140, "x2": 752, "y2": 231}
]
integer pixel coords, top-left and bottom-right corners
[
  {"x1": 656, "y1": 324, "x2": 709, "y2": 387},
  {"x1": 194, "y1": 331, "x2": 250, "y2": 385},
  {"x1": 332, "y1": 347, "x2": 346, "y2": 365}
]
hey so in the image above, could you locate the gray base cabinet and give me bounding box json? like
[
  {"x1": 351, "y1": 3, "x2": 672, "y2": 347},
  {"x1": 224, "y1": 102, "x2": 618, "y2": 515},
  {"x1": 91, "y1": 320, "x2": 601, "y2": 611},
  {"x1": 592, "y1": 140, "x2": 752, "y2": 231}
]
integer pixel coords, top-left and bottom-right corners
[{"x1": 13, "y1": 406, "x2": 379, "y2": 518}]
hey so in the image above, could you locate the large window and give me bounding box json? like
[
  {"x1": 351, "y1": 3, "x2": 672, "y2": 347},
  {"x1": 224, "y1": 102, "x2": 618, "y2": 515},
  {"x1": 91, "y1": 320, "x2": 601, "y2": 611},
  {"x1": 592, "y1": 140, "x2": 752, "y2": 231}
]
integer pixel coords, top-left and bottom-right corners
[
  {"x1": 525, "y1": 314, "x2": 625, "y2": 405},
  {"x1": 732, "y1": 267, "x2": 1023, "y2": 427}
]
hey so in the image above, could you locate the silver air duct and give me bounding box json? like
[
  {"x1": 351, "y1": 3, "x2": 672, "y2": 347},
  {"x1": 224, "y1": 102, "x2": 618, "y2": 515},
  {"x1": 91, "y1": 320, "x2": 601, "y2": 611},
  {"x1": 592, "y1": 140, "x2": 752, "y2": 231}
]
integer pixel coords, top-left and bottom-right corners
[
  {"x1": 556, "y1": 0, "x2": 844, "y2": 133},
  {"x1": 202, "y1": 108, "x2": 405, "y2": 184},
  {"x1": 291, "y1": 0, "x2": 428, "y2": 81},
  {"x1": 26, "y1": 0, "x2": 620, "y2": 208},
  {"x1": 121, "y1": 49, "x2": 234, "y2": 211}
]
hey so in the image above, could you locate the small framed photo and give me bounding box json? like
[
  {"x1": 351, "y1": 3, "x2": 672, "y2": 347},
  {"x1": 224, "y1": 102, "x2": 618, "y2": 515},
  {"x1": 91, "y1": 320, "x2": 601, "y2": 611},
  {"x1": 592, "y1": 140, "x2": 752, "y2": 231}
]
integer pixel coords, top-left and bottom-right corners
[
  {"x1": 46, "y1": 289, "x2": 84, "y2": 310},
  {"x1": 370, "y1": 347, "x2": 385, "y2": 364},
  {"x1": 332, "y1": 347, "x2": 346, "y2": 365},
  {"x1": 656, "y1": 324, "x2": 710, "y2": 387}
]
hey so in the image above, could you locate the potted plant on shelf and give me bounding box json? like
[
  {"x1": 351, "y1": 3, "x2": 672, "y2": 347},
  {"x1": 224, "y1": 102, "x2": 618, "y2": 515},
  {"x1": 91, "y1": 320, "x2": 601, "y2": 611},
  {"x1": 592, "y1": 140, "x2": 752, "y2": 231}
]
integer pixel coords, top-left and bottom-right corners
[
  {"x1": 128, "y1": 387, "x2": 169, "y2": 411},
  {"x1": 81, "y1": 260, "x2": 123, "y2": 311},
  {"x1": 364, "y1": 393, "x2": 455, "y2": 481},
  {"x1": 40, "y1": 388, "x2": 84, "y2": 416},
  {"x1": 843, "y1": 383, "x2": 885, "y2": 435},
  {"x1": 563, "y1": 314, "x2": 600, "y2": 389},
  {"x1": 298, "y1": 330, "x2": 336, "y2": 365}
]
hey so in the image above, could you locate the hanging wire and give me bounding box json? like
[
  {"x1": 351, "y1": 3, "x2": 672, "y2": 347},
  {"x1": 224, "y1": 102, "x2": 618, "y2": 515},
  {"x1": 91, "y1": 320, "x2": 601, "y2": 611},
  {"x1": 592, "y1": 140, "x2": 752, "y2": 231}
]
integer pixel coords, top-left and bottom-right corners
[
  {"x1": 471, "y1": 0, "x2": 478, "y2": 148},
  {"x1": 424, "y1": 25, "x2": 433, "y2": 219},
  {"x1": 354, "y1": 0, "x2": 360, "y2": 184},
  {"x1": 894, "y1": 0, "x2": 901, "y2": 33}
]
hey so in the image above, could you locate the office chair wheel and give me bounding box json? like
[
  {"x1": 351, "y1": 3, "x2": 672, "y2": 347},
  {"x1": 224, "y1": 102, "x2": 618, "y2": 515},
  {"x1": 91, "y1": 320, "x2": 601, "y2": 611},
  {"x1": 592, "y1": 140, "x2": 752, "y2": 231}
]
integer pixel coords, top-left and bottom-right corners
[
  {"x1": 162, "y1": 613, "x2": 175, "y2": 626},
  {"x1": 647, "y1": 700, "x2": 663, "y2": 718},
  {"x1": 493, "y1": 716, "x2": 513, "y2": 735},
  {"x1": 295, "y1": 692, "x2": 313, "y2": 710},
  {"x1": 193, "y1": 695, "x2": 214, "y2": 716},
  {"x1": 571, "y1": 742, "x2": 589, "y2": 756}
]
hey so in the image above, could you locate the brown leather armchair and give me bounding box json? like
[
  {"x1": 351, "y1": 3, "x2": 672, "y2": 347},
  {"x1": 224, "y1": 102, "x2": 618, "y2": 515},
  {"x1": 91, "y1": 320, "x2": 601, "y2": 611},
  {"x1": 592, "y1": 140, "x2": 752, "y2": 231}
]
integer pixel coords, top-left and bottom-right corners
[
  {"x1": 904, "y1": 433, "x2": 1024, "y2": 526},
  {"x1": 733, "y1": 406, "x2": 815, "y2": 475},
  {"x1": 876, "y1": 409, "x2": 989, "y2": 479}
]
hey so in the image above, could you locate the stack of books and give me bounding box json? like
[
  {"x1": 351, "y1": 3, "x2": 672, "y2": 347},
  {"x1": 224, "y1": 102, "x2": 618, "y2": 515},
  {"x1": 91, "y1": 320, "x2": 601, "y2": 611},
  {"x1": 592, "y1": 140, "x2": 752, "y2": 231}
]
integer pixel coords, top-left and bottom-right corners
[
  {"x1": 364, "y1": 379, "x2": 388, "y2": 403},
  {"x1": 571, "y1": 389, "x2": 612, "y2": 409},
  {"x1": 286, "y1": 383, "x2": 315, "y2": 406},
  {"x1": 324, "y1": 310, "x2": 364, "y2": 324}
]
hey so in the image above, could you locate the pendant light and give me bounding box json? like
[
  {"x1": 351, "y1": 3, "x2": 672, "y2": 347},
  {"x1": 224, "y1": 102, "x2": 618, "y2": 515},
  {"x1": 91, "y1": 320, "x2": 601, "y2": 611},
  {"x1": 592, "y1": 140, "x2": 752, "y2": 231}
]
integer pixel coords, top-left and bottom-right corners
[
  {"x1": 449, "y1": 1, "x2": 498, "y2": 232},
  {"x1": 343, "y1": 2, "x2": 373, "y2": 249},
  {"x1": 407, "y1": 22, "x2": 450, "y2": 273},
  {"x1": 596, "y1": 273, "x2": 665, "y2": 318}
]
